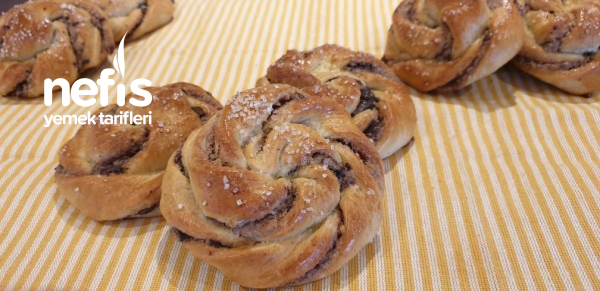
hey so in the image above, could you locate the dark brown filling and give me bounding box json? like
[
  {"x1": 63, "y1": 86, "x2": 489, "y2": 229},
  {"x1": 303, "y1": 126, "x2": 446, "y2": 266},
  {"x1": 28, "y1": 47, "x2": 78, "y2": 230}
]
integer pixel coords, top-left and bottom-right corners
[
  {"x1": 439, "y1": 31, "x2": 492, "y2": 91},
  {"x1": 516, "y1": 1, "x2": 531, "y2": 15},
  {"x1": 92, "y1": 131, "x2": 150, "y2": 174},
  {"x1": 295, "y1": 153, "x2": 356, "y2": 192},
  {"x1": 6, "y1": 69, "x2": 31, "y2": 97},
  {"x1": 271, "y1": 92, "x2": 305, "y2": 112},
  {"x1": 128, "y1": 3, "x2": 148, "y2": 37},
  {"x1": 364, "y1": 118, "x2": 384, "y2": 143},
  {"x1": 352, "y1": 86, "x2": 378, "y2": 116},
  {"x1": 233, "y1": 185, "x2": 297, "y2": 237},
  {"x1": 182, "y1": 88, "x2": 223, "y2": 110},
  {"x1": 67, "y1": 22, "x2": 85, "y2": 70},
  {"x1": 514, "y1": 54, "x2": 593, "y2": 71},
  {"x1": 52, "y1": 5, "x2": 107, "y2": 71},
  {"x1": 174, "y1": 150, "x2": 188, "y2": 178},
  {"x1": 330, "y1": 163, "x2": 355, "y2": 191},
  {"x1": 352, "y1": 86, "x2": 385, "y2": 142},
  {"x1": 403, "y1": 0, "x2": 421, "y2": 25},
  {"x1": 134, "y1": 204, "x2": 158, "y2": 216},
  {"x1": 191, "y1": 107, "x2": 207, "y2": 121},
  {"x1": 331, "y1": 138, "x2": 373, "y2": 167},
  {"x1": 174, "y1": 228, "x2": 231, "y2": 248},
  {"x1": 291, "y1": 211, "x2": 343, "y2": 285},
  {"x1": 435, "y1": 25, "x2": 454, "y2": 61},
  {"x1": 345, "y1": 61, "x2": 377, "y2": 71},
  {"x1": 345, "y1": 61, "x2": 391, "y2": 78},
  {"x1": 542, "y1": 23, "x2": 572, "y2": 53},
  {"x1": 73, "y1": 2, "x2": 113, "y2": 55},
  {"x1": 205, "y1": 129, "x2": 219, "y2": 162},
  {"x1": 55, "y1": 164, "x2": 67, "y2": 175}
]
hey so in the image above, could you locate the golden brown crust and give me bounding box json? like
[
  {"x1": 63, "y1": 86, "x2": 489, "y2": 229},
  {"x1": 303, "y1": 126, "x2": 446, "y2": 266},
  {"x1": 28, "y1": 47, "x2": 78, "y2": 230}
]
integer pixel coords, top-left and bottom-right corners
[
  {"x1": 259, "y1": 44, "x2": 417, "y2": 159},
  {"x1": 55, "y1": 82, "x2": 222, "y2": 221},
  {"x1": 160, "y1": 84, "x2": 384, "y2": 288},
  {"x1": 89, "y1": 0, "x2": 175, "y2": 42},
  {"x1": 512, "y1": 0, "x2": 600, "y2": 95},
  {"x1": 383, "y1": 0, "x2": 525, "y2": 92},
  {"x1": 0, "y1": 0, "x2": 115, "y2": 98}
]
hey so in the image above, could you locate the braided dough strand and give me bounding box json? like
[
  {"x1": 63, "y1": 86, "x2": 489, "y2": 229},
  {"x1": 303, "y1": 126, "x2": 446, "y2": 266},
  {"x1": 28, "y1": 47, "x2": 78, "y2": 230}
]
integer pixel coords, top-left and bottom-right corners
[{"x1": 161, "y1": 84, "x2": 384, "y2": 288}]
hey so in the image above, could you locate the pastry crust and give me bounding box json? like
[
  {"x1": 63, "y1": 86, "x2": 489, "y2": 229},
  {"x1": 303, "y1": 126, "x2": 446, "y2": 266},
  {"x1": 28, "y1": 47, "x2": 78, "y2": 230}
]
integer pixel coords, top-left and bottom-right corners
[
  {"x1": 89, "y1": 0, "x2": 175, "y2": 42},
  {"x1": 383, "y1": 0, "x2": 525, "y2": 92},
  {"x1": 512, "y1": 0, "x2": 600, "y2": 95},
  {"x1": 55, "y1": 83, "x2": 222, "y2": 221},
  {"x1": 258, "y1": 44, "x2": 416, "y2": 159},
  {"x1": 160, "y1": 84, "x2": 384, "y2": 288},
  {"x1": 0, "y1": 0, "x2": 115, "y2": 98}
]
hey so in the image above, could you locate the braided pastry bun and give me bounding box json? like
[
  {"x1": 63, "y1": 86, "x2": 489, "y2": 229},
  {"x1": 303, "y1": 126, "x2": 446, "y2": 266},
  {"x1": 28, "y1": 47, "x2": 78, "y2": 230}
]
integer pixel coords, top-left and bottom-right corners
[
  {"x1": 0, "y1": 0, "x2": 114, "y2": 98},
  {"x1": 383, "y1": 0, "x2": 525, "y2": 92},
  {"x1": 161, "y1": 84, "x2": 384, "y2": 288},
  {"x1": 257, "y1": 44, "x2": 416, "y2": 159},
  {"x1": 55, "y1": 83, "x2": 222, "y2": 221},
  {"x1": 512, "y1": 0, "x2": 600, "y2": 95},
  {"x1": 89, "y1": 0, "x2": 175, "y2": 42}
]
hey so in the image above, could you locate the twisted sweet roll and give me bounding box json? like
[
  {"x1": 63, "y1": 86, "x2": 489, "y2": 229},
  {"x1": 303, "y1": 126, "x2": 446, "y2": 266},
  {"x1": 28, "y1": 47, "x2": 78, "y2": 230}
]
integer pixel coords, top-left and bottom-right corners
[
  {"x1": 89, "y1": 0, "x2": 175, "y2": 42},
  {"x1": 160, "y1": 84, "x2": 384, "y2": 288},
  {"x1": 512, "y1": 0, "x2": 600, "y2": 95},
  {"x1": 0, "y1": 0, "x2": 114, "y2": 98},
  {"x1": 257, "y1": 44, "x2": 416, "y2": 159},
  {"x1": 383, "y1": 0, "x2": 524, "y2": 92},
  {"x1": 55, "y1": 83, "x2": 222, "y2": 221}
]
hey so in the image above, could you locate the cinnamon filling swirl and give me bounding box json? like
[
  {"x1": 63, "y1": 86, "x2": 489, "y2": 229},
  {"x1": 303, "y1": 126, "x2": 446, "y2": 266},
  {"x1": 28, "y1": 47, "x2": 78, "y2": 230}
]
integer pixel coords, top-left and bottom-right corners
[
  {"x1": 514, "y1": 54, "x2": 594, "y2": 71},
  {"x1": 439, "y1": 32, "x2": 493, "y2": 91},
  {"x1": 130, "y1": 204, "x2": 159, "y2": 216},
  {"x1": 6, "y1": 72, "x2": 30, "y2": 97},
  {"x1": 352, "y1": 86, "x2": 385, "y2": 142},
  {"x1": 174, "y1": 150, "x2": 188, "y2": 178},
  {"x1": 291, "y1": 211, "x2": 344, "y2": 285},
  {"x1": 128, "y1": 3, "x2": 148, "y2": 37},
  {"x1": 174, "y1": 228, "x2": 232, "y2": 249},
  {"x1": 92, "y1": 130, "x2": 150, "y2": 175}
]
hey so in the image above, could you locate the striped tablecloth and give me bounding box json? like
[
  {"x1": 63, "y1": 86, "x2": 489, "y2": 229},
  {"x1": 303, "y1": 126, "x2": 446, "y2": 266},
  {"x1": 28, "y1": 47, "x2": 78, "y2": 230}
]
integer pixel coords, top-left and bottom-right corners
[{"x1": 1, "y1": 0, "x2": 599, "y2": 290}]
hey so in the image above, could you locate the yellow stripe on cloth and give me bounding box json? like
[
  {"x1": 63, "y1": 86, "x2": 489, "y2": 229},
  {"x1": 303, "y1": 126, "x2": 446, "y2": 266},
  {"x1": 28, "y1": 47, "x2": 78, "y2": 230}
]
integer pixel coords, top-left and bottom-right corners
[{"x1": 1, "y1": 0, "x2": 599, "y2": 290}]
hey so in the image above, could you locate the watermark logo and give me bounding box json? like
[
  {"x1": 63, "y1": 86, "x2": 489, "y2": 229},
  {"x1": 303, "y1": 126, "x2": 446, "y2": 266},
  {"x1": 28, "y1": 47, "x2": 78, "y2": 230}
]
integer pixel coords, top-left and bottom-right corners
[
  {"x1": 43, "y1": 33, "x2": 154, "y2": 127},
  {"x1": 44, "y1": 33, "x2": 153, "y2": 107}
]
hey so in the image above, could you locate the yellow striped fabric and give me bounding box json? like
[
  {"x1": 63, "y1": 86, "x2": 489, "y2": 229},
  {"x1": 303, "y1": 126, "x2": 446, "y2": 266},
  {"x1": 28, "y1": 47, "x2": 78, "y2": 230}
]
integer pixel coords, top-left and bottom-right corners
[{"x1": 1, "y1": 0, "x2": 599, "y2": 290}]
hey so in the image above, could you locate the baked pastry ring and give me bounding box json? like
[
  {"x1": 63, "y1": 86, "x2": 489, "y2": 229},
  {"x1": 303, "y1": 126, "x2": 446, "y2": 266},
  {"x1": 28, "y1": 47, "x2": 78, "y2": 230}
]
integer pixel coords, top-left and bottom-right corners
[
  {"x1": 512, "y1": 0, "x2": 600, "y2": 95},
  {"x1": 89, "y1": 0, "x2": 175, "y2": 42},
  {"x1": 161, "y1": 84, "x2": 384, "y2": 288},
  {"x1": 55, "y1": 83, "x2": 222, "y2": 221},
  {"x1": 383, "y1": 0, "x2": 525, "y2": 92},
  {"x1": 257, "y1": 44, "x2": 416, "y2": 159},
  {"x1": 0, "y1": 0, "x2": 114, "y2": 98}
]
